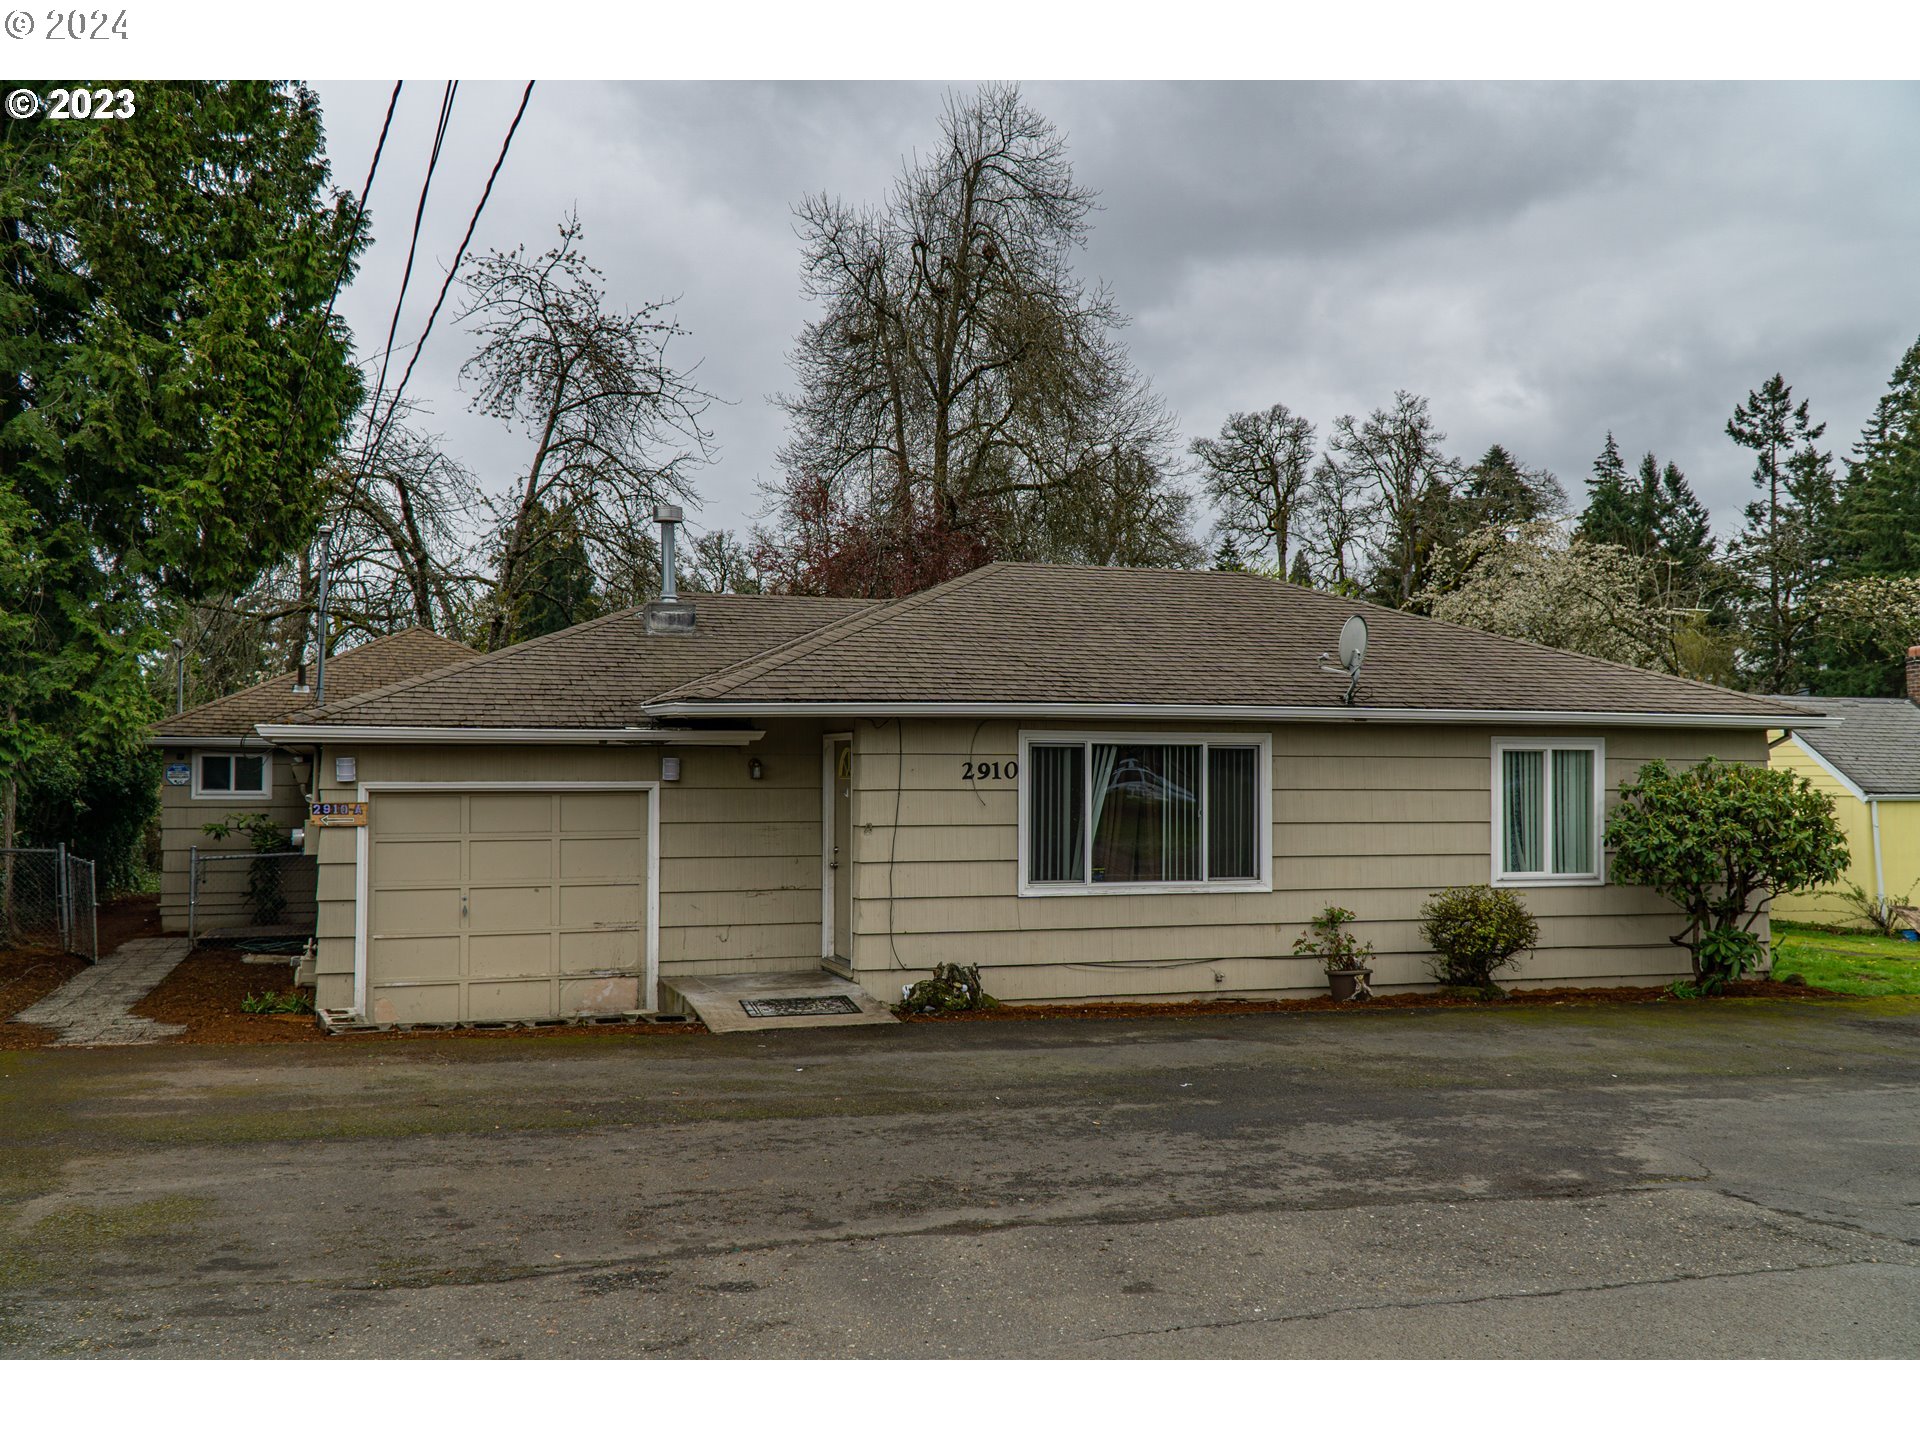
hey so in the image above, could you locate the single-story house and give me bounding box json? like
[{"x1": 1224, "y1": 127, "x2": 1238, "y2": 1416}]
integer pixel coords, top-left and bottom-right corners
[
  {"x1": 229, "y1": 551, "x2": 1826, "y2": 1026},
  {"x1": 149, "y1": 628, "x2": 477, "y2": 933},
  {"x1": 1767, "y1": 658, "x2": 1920, "y2": 925}
]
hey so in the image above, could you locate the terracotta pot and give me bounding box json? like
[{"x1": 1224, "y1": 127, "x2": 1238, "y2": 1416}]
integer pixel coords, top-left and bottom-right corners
[{"x1": 1326, "y1": 967, "x2": 1372, "y2": 1002}]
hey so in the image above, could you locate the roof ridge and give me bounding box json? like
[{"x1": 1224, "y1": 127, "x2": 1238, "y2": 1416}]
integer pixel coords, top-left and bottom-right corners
[
  {"x1": 296, "y1": 606, "x2": 652, "y2": 722},
  {"x1": 162, "y1": 627, "x2": 471, "y2": 730},
  {"x1": 647, "y1": 564, "x2": 1008, "y2": 703},
  {"x1": 296, "y1": 593, "x2": 886, "y2": 724}
]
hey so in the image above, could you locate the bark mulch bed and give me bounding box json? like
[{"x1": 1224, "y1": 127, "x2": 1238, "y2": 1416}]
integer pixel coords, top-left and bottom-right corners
[
  {"x1": 130, "y1": 949, "x2": 704, "y2": 1045},
  {"x1": 0, "y1": 894, "x2": 169, "y2": 1048},
  {"x1": 902, "y1": 977, "x2": 1844, "y2": 1024}
]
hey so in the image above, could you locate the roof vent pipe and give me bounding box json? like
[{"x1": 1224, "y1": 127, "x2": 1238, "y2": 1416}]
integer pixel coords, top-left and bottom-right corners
[
  {"x1": 642, "y1": 504, "x2": 696, "y2": 636},
  {"x1": 656, "y1": 503, "x2": 682, "y2": 602}
]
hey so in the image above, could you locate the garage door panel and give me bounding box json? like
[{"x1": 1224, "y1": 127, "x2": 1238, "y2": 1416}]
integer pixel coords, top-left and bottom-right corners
[
  {"x1": 470, "y1": 838, "x2": 553, "y2": 883},
  {"x1": 469, "y1": 885, "x2": 552, "y2": 931},
  {"x1": 559, "y1": 928, "x2": 642, "y2": 974},
  {"x1": 368, "y1": 935, "x2": 461, "y2": 982},
  {"x1": 370, "y1": 838, "x2": 462, "y2": 886},
  {"x1": 371, "y1": 983, "x2": 462, "y2": 1025},
  {"x1": 561, "y1": 975, "x2": 641, "y2": 1015},
  {"x1": 469, "y1": 792, "x2": 553, "y2": 833},
  {"x1": 560, "y1": 836, "x2": 642, "y2": 881},
  {"x1": 378, "y1": 793, "x2": 463, "y2": 835},
  {"x1": 469, "y1": 932, "x2": 553, "y2": 980},
  {"x1": 560, "y1": 882, "x2": 644, "y2": 928},
  {"x1": 372, "y1": 887, "x2": 461, "y2": 936},
  {"x1": 468, "y1": 980, "x2": 552, "y2": 1022},
  {"x1": 561, "y1": 791, "x2": 647, "y2": 833}
]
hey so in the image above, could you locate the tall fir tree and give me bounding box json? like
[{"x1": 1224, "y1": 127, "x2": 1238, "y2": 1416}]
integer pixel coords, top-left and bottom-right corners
[
  {"x1": 1575, "y1": 433, "x2": 1645, "y2": 552},
  {"x1": 1819, "y1": 335, "x2": 1920, "y2": 693},
  {"x1": 1725, "y1": 373, "x2": 1827, "y2": 692}
]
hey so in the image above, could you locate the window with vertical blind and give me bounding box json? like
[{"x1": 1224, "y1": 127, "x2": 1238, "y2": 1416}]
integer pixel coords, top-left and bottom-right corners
[
  {"x1": 1491, "y1": 738, "x2": 1605, "y2": 885},
  {"x1": 1020, "y1": 733, "x2": 1269, "y2": 894}
]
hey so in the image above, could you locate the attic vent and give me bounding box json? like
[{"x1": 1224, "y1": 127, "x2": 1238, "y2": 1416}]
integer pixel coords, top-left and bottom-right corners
[{"x1": 644, "y1": 600, "x2": 697, "y2": 635}]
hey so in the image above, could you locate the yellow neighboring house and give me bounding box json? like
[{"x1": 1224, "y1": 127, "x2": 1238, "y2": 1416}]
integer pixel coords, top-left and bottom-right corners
[{"x1": 1769, "y1": 693, "x2": 1920, "y2": 925}]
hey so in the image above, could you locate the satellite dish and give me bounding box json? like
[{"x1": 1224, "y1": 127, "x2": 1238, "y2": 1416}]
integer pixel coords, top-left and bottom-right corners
[{"x1": 1338, "y1": 614, "x2": 1369, "y2": 673}]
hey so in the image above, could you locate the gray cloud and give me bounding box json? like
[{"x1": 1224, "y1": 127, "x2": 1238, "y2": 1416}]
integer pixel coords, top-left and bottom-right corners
[{"x1": 314, "y1": 80, "x2": 1920, "y2": 552}]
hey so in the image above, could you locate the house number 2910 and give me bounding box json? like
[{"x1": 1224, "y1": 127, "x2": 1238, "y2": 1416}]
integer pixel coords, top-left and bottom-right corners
[{"x1": 962, "y1": 760, "x2": 1018, "y2": 781}]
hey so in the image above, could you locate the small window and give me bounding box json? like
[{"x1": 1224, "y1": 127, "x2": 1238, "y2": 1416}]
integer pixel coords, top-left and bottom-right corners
[
  {"x1": 1493, "y1": 739, "x2": 1602, "y2": 884},
  {"x1": 194, "y1": 750, "x2": 269, "y2": 799},
  {"x1": 1022, "y1": 734, "x2": 1268, "y2": 893}
]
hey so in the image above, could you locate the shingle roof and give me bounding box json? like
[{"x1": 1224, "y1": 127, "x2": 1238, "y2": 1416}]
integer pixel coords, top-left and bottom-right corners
[
  {"x1": 152, "y1": 628, "x2": 477, "y2": 739},
  {"x1": 652, "y1": 563, "x2": 1815, "y2": 721},
  {"x1": 1773, "y1": 695, "x2": 1920, "y2": 795},
  {"x1": 284, "y1": 593, "x2": 879, "y2": 730}
]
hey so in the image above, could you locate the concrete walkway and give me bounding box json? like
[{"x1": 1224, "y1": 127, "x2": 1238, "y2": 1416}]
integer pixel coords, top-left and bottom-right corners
[{"x1": 12, "y1": 936, "x2": 189, "y2": 1045}]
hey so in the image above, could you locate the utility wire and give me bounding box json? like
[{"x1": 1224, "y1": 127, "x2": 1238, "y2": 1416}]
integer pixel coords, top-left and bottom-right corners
[
  {"x1": 356, "y1": 79, "x2": 459, "y2": 476},
  {"x1": 368, "y1": 80, "x2": 535, "y2": 465}
]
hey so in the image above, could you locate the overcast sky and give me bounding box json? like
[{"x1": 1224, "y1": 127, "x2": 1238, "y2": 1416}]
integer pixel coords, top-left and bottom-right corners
[{"x1": 311, "y1": 81, "x2": 1920, "y2": 553}]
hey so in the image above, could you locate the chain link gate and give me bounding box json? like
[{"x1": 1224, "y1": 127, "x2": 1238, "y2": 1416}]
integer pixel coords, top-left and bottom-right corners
[
  {"x1": 0, "y1": 846, "x2": 98, "y2": 962},
  {"x1": 187, "y1": 847, "x2": 318, "y2": 949}
]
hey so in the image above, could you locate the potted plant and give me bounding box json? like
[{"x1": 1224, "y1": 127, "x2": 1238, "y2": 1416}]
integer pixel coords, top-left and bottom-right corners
[{"x1": 1292, "y1": 905, "x2": 1376, "y2": 1001}]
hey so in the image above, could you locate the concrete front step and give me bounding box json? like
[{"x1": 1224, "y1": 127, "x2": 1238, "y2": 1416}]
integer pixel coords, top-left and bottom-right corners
[{"x1": 661, "y1": 970, "x2": 898, "y2": 1034}]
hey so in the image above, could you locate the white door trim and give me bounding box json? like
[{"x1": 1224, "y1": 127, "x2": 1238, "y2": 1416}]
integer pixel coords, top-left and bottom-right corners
[
  {"x1": 353, "y1": 780, "x2": 661, "y2": 1018},
  {"x1": 820, "y1": 732, "x2": 852, "y2": 961}
]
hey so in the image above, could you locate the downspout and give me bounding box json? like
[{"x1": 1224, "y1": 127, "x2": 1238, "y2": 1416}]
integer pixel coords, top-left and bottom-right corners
[{"x1": 1870, "y1": 797, "x2": 1885, "y2": 900}]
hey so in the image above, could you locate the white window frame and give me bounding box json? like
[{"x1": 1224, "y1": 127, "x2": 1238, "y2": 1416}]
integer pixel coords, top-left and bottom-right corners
[
  {"x1": 1017, "y1": 730, "x2": 1272, "y2": 897},
  {"x1": 191, "y1": 749, "x2": 271, "y2": 800},
  {"x1": 1490, "y1": 736, "x2": 1606, "y2": 887}
]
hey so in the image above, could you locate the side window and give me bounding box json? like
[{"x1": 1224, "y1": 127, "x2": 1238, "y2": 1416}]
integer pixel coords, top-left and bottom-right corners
[{"x1": 1494, "y1": 740, "x2": 1602, "y2": 884}]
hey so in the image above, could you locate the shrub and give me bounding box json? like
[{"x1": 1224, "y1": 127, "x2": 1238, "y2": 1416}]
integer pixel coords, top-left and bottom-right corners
[
  {"x1": 1290, "y1": 905, "x2": 1376, "y2": 973},
  {"x1": 1605, "y1": 758, "x2": 1849, "y2": 993},
  {"x1": 1822, "y1": 880, "x2": 1917, "y2": 937},
  {"x1": 1419, "y1": 885, "x2": 1538, "y2": 991},
  {"x1": 901, "y1": 962, "x2": 998, "y2": 1014},
  {"x1": 240, "y1": 989, "x2": 314, "y2": 1016}
]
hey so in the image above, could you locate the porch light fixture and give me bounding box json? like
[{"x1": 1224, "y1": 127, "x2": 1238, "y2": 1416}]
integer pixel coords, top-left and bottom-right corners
[{"x1": 748, "y1": 757, "x2": 764, "y2": 781}]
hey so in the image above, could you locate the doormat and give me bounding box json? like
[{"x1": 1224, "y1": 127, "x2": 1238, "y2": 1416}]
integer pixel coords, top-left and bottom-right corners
[{"x1": 740, "y1": 995, "x2": 863, "y2": 1018}]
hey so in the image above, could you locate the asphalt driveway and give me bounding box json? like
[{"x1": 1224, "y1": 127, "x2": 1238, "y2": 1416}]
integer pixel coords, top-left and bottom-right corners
[{"x1": 4, "y1": 996, "x2": 1919, "y2": 1358}]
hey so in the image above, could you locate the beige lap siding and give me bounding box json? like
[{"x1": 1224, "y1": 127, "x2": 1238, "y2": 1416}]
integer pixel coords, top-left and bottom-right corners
[
  {"x1": 156, "y1": 751, "x2": 307, "y2": 932},
  {"x1": 844, "y1": 719, "x2": 1765, "y2": 1002},
  {"x1": 309, "y1": 723, "x2": 829, "y2": 1014}
]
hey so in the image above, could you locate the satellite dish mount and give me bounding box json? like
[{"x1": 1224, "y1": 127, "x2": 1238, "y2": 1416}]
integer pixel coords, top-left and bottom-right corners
[{"x1": 1318, "y1": 614, "x2": 1368, "y2": 706}]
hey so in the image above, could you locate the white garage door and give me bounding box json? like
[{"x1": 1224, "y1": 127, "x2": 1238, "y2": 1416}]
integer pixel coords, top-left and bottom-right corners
[{"x1": 365, "y1": 788, "x2": 651, "y2": 1024}]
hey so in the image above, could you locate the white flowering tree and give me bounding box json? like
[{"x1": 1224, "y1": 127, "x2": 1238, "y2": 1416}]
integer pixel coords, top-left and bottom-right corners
[{"x1": 1422, "y1": 521, "x2": 1677, "y2": 671}]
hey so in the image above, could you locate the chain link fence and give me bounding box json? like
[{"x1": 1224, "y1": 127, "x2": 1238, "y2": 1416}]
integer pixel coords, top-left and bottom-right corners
[
  {"x1": 0, "y1": 846, "x2": 98, "y2": 961},
  {"x1": 188, "y1": 847, "x2": 318, "y2": 949}
]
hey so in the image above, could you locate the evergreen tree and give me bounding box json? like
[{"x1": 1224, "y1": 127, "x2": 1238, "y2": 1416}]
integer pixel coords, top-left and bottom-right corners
[
  {"x1": 1725, "y1": 373, "x2": 1827, "y2": 692},
  {"x1": 496, "y1": 502, "x2": 604, "y2": 646},
  {"x1": 1454, "y1": 444, "x2": 1566, "y2": 532},
  {"x1": 1287, "y1": 549, "x2": 1315, "y2": 587},
  {"x1": 1211, "y1": 534, "x2": 1248, "y2": 572},
  {"x1": 1575, "y1": 433, "x2": 1644, "y2": 552},
  {"x1": 1835, "y1": 335, "x2": 1920, "y2": 577}
]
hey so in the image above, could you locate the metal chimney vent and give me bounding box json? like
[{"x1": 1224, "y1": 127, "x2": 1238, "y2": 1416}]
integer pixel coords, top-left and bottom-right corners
[{"x1": 644, "y1": 502, "x2": 695, "y2": 634}]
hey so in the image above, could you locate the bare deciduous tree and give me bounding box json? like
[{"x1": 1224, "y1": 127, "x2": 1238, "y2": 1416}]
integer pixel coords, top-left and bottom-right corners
[
  {"x1": 1321, "y1": 391, "x2": 1460, "y2": 609},
  {"x1": 767, "y1": 84, "x2": 1191, "y2": 593},
  {"x1": 1190, "y1": 403, "x2": 1316, "y2": 571},
  {"x1": 460, "y1": 213, "x2": 715, "y2": 648}
]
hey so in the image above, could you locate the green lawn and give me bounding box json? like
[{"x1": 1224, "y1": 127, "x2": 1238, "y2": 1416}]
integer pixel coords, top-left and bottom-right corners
[{"x1": 1771, "y1": 921, "x2": 1920, "y2": 996}]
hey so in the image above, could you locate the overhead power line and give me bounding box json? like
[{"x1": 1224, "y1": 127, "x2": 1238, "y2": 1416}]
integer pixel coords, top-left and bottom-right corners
[{"x1": 365, "y1": 79, "x2": 536, "y2": 472}]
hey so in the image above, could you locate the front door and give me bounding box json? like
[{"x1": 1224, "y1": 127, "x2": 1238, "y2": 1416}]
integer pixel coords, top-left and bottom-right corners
[{"x1": 830, "y1": 739, "x2": 852, "y2": 961}]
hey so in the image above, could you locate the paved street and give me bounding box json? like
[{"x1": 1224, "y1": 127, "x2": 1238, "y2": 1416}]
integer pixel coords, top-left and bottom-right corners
[{"x1": 3, "y1": 996, "x2": 1918, "y2": 1358}]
